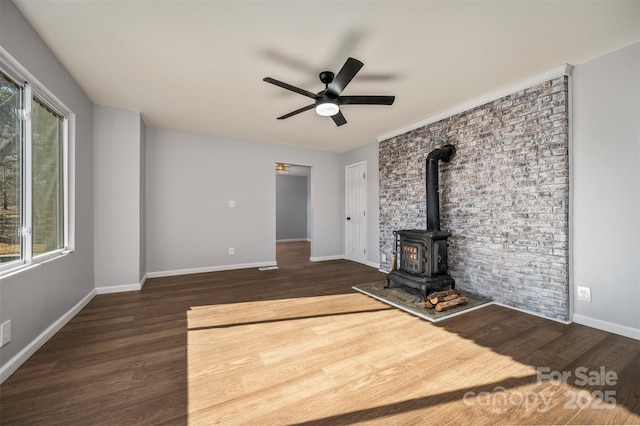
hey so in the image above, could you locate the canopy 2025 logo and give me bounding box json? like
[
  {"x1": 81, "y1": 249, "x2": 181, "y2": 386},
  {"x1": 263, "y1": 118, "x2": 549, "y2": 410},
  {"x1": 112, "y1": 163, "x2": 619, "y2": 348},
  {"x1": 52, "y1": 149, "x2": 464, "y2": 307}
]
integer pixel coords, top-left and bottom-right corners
[{"x1": 537, "y1": 366, "x2": 617, "y2": 410}]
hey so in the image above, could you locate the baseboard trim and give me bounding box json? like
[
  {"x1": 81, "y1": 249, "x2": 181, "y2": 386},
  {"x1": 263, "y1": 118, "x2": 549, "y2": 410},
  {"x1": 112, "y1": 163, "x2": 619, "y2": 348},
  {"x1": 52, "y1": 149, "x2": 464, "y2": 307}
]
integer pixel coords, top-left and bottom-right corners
[
  {"x1": 492, "y1": 301, "x2": 571, "y2": 325},
  {"x1": 365, "y1": 261, "x2": 381, "y2": 269},
  {"x1": 572, "y1": 314, "x2": 640, "y2": 341},
  {"x1": 95, "y1": 273, "x2": 148, "y2": 294},
  {"x1": 276, "y1": 238, "x2": 310, "y2": 243},
  {"x1": 0, "y1": 289, "x2": 96, "y2": 384},
  {"x1": 147, "y1": 261, "x2": 277, "y2": 279},
  {"x1": 310, "y1": 255, "x2": 345, "y2": 262},
  {"x1": 96, "y1": 283, "x2": 141, "y2": 294}
]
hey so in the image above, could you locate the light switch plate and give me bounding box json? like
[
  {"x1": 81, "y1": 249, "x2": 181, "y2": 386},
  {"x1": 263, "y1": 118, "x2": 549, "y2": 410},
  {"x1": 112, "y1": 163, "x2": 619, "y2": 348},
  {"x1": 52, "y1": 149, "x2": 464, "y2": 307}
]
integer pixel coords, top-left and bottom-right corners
[{"x1": 1, "y1": 320, "x2": 11, "y2": 347}]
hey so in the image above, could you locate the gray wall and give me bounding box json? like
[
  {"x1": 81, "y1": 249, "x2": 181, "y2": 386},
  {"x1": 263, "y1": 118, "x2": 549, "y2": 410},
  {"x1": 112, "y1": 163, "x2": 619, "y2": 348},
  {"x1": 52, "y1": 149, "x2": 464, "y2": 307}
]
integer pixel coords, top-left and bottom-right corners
[
  {"x1": 93, "y1": 105, "x2": 145, "y2": 290},
  {"x1": 343, "y1": 141, "x2": 380, "y2": 268},
  {"x1": 276, "y1": 175, "x2": 308, "y2": 241},
  {"x1": 572, "y1": 42, "x2": 640, "y2": 336},
  {"x1": 379, "y1": 77, "x2": 570, "y2": 321},
  {"x1": 145, "y1": 126, "x2": 345, "y2": 274},
  {"x1": 0, "y1": 0, "x2": 95, "y2": 371}
]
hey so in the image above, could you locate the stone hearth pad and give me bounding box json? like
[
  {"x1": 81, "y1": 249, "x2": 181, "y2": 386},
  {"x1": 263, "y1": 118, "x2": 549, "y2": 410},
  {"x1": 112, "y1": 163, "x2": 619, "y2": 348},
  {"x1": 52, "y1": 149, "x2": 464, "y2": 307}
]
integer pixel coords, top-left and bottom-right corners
[{"x1": 353, "y1": 281, "x2": 492, "y2": 322}]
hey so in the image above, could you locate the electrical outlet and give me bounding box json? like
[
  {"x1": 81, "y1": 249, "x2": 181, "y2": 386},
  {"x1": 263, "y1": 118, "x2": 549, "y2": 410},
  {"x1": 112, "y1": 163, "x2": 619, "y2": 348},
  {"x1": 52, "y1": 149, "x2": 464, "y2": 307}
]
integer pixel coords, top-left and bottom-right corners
[
  {"x1": 381, "y1": 254, "x2": 387, "y2": 263},
  {"x1": 228, "y1": 247, "x2": 235, "y2": 256},
  {"x1": 229, "y1": 200, "x2": 235, "y2": 208},
  {"x1": 1, "y1": 320, "x2": 11, "y2": 347},
  {"x1": 577, "y1": 286, "x2": 591, "y2": 302}
]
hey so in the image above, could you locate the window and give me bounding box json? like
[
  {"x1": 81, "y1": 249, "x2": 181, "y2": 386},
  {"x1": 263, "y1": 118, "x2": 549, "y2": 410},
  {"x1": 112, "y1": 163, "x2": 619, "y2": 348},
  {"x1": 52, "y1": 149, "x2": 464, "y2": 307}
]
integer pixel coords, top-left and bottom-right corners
[
  {"x1": 32, "y1": 98, "x2": 65, "y2": 256},
  {"x1": 0, "y1": 61, "x2": 69, "y2": 274}
]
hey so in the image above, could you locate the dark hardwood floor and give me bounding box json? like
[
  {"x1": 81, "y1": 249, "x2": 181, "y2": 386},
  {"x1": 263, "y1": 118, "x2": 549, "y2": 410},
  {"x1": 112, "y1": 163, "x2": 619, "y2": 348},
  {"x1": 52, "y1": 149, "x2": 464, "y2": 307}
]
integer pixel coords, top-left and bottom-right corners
[{"x1": 1, "y1": 241, "x2": 639, "y2": 425}]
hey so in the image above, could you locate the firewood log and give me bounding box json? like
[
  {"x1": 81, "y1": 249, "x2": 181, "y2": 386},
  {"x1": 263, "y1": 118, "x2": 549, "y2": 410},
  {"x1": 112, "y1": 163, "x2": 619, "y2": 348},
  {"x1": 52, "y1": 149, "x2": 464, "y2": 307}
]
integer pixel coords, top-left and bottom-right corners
[
  {"x1": 424, "y1": 300, "x2": 435, "y2": 309},
  {"x1": 435, "y1": 297, "x2": 469, "y2": 312},
  {"x1": 428, "y1": 289, "x2": 459, "y2": 305},
  {"x1": 442, "y1": 294, "x2": 461, "y2": 302}
]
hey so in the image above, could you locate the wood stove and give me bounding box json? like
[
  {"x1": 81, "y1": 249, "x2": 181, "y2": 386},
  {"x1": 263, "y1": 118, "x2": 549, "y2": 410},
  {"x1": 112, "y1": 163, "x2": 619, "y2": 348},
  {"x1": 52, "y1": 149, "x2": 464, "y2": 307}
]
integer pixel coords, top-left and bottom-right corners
[
  {"x1": 399, "y1": 229, "x2": 450, "y2": 276},
  {"x1": 386, "y1": 145, "x2": 456, "y2": 299}
]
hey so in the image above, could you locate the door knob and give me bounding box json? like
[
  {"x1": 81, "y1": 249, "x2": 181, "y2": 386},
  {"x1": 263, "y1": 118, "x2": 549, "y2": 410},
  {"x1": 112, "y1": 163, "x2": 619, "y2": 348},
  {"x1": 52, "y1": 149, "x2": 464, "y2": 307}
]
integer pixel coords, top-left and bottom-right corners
[{"x1": 346, "y1": 217, "x2": 351, "y2": 220}]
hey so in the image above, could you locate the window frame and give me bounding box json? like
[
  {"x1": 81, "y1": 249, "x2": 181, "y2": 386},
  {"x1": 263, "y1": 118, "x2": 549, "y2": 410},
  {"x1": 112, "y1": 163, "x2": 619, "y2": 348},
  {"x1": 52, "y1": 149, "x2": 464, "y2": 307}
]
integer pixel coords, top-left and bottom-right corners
[{"x1": 0, "y1": 51, "x2": 72, "y2": 277}]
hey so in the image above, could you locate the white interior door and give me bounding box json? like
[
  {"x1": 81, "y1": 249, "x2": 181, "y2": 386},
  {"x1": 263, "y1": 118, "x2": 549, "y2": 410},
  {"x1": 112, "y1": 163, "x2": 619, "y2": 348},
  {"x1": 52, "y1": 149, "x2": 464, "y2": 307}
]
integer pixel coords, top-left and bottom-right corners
[{"x1": 345, "y1": 161, "x2": 367, "y2": 264}]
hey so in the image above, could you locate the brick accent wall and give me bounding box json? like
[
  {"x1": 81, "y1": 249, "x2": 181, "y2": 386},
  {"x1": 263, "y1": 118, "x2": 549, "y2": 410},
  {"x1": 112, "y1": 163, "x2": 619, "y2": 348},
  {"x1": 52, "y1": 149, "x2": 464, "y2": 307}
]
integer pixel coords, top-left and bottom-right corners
[{"x1": 379, "y1": 76, "x2": 569, "y2": 321}]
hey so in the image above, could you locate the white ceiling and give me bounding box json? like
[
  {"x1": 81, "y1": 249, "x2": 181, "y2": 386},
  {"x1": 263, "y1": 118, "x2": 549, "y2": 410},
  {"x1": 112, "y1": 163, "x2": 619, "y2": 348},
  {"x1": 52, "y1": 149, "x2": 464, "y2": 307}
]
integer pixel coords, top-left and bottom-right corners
[{"x1": 13, "y1": 0, "x2": 640, "y2": 153}]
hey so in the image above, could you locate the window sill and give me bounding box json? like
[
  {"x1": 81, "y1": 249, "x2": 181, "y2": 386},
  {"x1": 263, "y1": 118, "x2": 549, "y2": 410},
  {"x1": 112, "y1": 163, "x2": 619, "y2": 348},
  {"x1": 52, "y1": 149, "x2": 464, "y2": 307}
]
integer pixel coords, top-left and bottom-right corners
[{"x1": 0, "y1": 249, "x2": 73, "y2": 280}]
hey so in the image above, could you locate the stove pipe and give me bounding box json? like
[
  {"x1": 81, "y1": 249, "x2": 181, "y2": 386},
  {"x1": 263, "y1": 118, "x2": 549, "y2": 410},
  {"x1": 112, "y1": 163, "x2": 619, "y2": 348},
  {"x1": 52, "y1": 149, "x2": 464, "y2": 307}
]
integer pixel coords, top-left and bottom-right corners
[{"x1": 426, "y1": 144, "x2": 456, "y2": 231}]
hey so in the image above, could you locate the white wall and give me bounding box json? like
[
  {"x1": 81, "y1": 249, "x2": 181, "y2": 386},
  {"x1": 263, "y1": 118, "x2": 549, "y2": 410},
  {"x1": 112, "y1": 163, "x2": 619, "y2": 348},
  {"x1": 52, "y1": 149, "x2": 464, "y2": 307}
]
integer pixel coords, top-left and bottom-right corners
[
  {"x1": 0, "y1": 0, "x2": 95, "y2": 379},
  {"x1": 343, "y1": 141, "x2": 380, "y2": 268},
  {"x1": 572, "y1": 42, "x2": 640, "y2": 338},
  {"x1": 145, "y1": 127, "x2": 345, "y2": 275},
  {"x1": 93, "y1": 105, "x2": 145, "y2": 291}
]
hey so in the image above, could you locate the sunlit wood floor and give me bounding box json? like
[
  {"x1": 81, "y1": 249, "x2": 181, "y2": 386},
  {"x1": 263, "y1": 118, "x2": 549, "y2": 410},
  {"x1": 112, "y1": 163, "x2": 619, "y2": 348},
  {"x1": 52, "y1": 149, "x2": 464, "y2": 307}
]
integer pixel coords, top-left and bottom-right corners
[{"x1": 1, "y1": 241, "x2": 639, "y2": 425}]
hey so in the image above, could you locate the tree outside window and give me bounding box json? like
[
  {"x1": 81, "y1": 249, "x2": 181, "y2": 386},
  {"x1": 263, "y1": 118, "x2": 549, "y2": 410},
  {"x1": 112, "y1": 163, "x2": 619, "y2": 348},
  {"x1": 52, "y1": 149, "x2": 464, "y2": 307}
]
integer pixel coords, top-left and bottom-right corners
[{"x1": 0, "y1": 71, "x2": 22, "y2": 263}]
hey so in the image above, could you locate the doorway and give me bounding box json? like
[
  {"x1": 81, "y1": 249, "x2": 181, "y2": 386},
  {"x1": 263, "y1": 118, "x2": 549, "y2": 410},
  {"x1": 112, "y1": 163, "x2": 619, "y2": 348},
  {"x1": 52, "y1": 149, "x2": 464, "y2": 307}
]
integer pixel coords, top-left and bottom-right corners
[{"x1": 275, "y1": 163, "x2": 311, "y2": 265}]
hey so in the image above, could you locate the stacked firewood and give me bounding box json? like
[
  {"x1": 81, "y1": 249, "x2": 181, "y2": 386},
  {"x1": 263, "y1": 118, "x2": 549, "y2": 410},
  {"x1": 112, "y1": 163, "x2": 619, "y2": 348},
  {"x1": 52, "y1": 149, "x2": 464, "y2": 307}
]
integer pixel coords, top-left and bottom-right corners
[{"x1": 424, "y1": 289, "x2": 468, "y2": 312}]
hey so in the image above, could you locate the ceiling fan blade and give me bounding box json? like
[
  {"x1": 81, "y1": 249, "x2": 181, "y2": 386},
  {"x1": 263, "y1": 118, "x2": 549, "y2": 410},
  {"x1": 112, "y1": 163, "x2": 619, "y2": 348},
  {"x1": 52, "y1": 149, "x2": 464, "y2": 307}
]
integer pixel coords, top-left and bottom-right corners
[
  {"x1": 339, "y1": 95, "x2": 395, "y2": 105},
  {"x1": 262, "y1": 49, "x2": 316, "y2": 74},
  {"x1": 277, "y1": 104, "x2": 315, "y2": 120},
  {"x1": 263, "y1": 77, "x2": 318, "y2": 99},
  {"x1": 327, "y1": 57, "x2": 363, "y2": 97},
  {"x1": 331, "y1": 110, "x2": 347, "y2": 126}
]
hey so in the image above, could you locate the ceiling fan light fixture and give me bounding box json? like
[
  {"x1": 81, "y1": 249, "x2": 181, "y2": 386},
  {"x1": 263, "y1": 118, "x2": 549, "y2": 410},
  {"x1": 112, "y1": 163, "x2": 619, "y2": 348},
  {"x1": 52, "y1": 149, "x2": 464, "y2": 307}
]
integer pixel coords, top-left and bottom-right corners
[{"x1": 315, "y1": 101, "x2": 339, "y2": 117}]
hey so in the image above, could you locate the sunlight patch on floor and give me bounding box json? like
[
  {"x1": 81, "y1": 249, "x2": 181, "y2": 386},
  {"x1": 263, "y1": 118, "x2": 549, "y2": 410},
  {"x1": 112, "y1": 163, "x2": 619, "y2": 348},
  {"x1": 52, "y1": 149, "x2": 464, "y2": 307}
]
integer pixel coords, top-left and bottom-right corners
[{"x1": 185, "y1": 293, "x2": 539, "y2": 425}]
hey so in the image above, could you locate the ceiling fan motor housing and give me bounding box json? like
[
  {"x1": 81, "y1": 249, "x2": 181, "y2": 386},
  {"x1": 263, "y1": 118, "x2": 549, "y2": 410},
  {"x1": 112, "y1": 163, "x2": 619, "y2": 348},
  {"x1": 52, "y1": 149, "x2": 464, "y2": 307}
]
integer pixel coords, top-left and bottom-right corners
[{"x1": 319, "y1": 71, "x2": 335, "y2": 86}]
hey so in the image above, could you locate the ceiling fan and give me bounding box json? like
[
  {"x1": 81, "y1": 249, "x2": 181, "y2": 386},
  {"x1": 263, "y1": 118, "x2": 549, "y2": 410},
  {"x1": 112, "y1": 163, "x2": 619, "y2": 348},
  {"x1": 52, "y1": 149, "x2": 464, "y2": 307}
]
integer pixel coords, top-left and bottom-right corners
[{"x1": 263, "y1": 57, "x2": 395, "y2": 126}]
